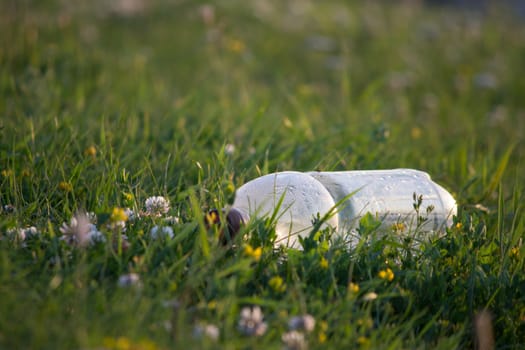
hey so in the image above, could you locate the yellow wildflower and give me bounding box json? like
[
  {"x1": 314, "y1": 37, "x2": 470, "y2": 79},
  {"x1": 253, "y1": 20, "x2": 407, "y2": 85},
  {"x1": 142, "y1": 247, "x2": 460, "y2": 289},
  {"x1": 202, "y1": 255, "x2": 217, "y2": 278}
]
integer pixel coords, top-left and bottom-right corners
[
  {"x1": 357, "y1": 317, "x2": 373, "y2": 329},
  {"x1": 357, "y1": 336, "x2": 370, "y2": 347},
  {"x1": 318, "y1": 332, "x2": 327, "y2": 343},
  {"x1": 278, "y1": 309, "x2": 289, "y2": 319},
  {"x1": 58, "y1": 181, "x2": 73, "y2": 192},
  {"x1": 297, "y1": 84, "x2": 314, "y2": 96},
  {"x1": 137, "y1": 339, "x2": 158, "y2": 350},
  {"x1": 206, "y1": 210, "x2": 219, "y2": 225},
  {"x1": 207, "y1": 300, "x2": 217, "y2": 310},
  {"x1": 122, "y1": 192, "x2": 133, "y2": 202},
  {"x1": 103, "y1": 336, "x2": 158, "y2": 350},
  {"x1": 283, "y1": 117, "x2": 293, "y2": 128},
  {"x1": 244, "y1": 244, "x2": 262, "y2": 262},
  {"x1": 378, "y1": 268, "x2": 394, "y2": 282},
  {"x1": 320, "y1": 256, "x2": 329, "y2": 269},
  {"x1": 269, "y1": 276, "x2": 286, "y2": 293},
  {"x1": 391, "y1": 222, "x2": 405, "y2": 232},
  {"x1": 227, "y1": 39, "x2": 245, "y2": 53},
  {"x1": 84, "y1": 145, "x2": 97, "y2": 157},
  {"x1": 1, "y1": 169, "x2": 13, "y2": 177},
  {"x1": 510, "y1": 247, "x2": 520, "y2": 259},
  {"x1": 318, "y1": 320, "x2": 328, "y2": 342},
  {"x1": 411, "y1": 126, "x2": 422, "y2": 139},
  {"x1": 111, "y1": 207, "x2": 128, "y2": 223},
  {"x1": 455, "y1": 222, "x2": 463, "y2": 230},
  {"x1": 348, "y1": 282, "x2": 360, "y2": 293},
  {"x1": 439, "y1": 319, "x2": 450, "y2": 328},
  {"x1": 115, "y1": 337, "x2": 131, "y2": 350}
]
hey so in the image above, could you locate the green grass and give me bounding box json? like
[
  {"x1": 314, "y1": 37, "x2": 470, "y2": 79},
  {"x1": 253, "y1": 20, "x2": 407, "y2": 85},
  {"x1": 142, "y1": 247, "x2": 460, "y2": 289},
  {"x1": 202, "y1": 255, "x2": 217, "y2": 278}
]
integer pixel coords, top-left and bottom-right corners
[{"x1": 1, "y1": 0, "x2": 525, "y2": 348}]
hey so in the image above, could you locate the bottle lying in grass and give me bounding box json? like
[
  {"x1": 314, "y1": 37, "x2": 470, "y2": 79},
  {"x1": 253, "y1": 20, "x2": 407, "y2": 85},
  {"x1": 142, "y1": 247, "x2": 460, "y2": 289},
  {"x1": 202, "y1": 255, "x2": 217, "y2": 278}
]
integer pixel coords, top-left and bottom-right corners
[{"x1": 224, "y1": 169, "x2": 457, "y2": 248}]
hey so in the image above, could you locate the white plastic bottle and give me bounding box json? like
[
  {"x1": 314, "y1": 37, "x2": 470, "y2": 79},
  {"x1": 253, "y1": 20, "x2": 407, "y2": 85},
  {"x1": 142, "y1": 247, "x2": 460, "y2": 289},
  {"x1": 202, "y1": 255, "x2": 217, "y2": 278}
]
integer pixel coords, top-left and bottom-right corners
[{"x1": 230, "y1": 169, "x2": 457, "y2": 248}]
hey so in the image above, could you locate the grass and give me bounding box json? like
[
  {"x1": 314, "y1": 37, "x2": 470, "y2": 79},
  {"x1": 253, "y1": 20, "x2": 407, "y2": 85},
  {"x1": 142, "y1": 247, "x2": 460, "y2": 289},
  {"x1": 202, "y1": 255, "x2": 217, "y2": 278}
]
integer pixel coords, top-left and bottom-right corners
[{"x1": 1, "y1": 0, "x2": 525, "y2": 348}]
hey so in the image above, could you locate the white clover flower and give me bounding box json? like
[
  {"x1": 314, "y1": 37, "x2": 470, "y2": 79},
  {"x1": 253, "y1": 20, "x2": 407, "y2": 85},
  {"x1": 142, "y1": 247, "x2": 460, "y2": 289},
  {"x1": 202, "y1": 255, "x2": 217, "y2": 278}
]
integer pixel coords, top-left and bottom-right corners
[
  {"x1": 150, "y1": 225, "x2": 174, "y2": 240},
  {"x1": 60, "y1": 213, "x2": 104, "y2": 247},
  {"x1": 193, "y1": 323, "x2": 220, "y2": 341},
  {"x1": 238, "y1": 306, "x2": 267, "y2": 337},
  {"x1": 224, "y1": 143, "x2": 235, "y2": 156},
  {"x1": 111, "y1": 0, "x2": 146, "y2": 17},
  {"x1": 145, "y1": 196, "x2": 170, "y2": 217},
  {"x1": 18, "y1": 226, "x2": 38, "y2": 241},
  {"x1": 124, "y1": 208, "x2": 137, "y2": 222},
  {"x1": 5, "y1": 227, "x2": 17, "y2": 239},
  {"x1": 282, "y1": 330, "x2": 307, "y2": 350},
  {"x1": 60, "y1": 212, "x2": 95, "y2": 247},
  {"x1": 118, "y1": 273, "x2": 141, "y2": 288},
  {"x1": 288, "y1": 314, "x2": 315, "y2": 333},
  {"x1": 86, "y1": 224, "x2": 105, "y2": 245},
  {"x1": 108, "y1": 220, "x2": 126, "y2": 232},
  {"x1": 23, "y1": 226, "x2": 38, "y2": 239},
  {"x1": 164, "y1": 216, "x2": 180, "y2": 225},
  {"x1": 5, "y1": 226, "x2": 37, "y2": 244},
  {"x1": 198, "y1": 4, "x2": 215, "y2": 25},
  {"x1": 2, "y1": 204, "x2": 15, "y2": 214},
  {"x1": 473, "y1": 72, "x2": 497, "y2": 89},
  {"x1": 87, "y1": 212, "x2": 97, "y2": 223}
]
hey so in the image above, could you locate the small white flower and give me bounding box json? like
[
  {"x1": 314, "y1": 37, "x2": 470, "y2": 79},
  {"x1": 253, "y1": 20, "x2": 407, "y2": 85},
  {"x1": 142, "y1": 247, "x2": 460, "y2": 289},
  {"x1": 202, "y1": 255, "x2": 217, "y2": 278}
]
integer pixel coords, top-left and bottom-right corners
[
  {"x1": 163, "y1": 320, "x2": 172, "y2": 332},
  {"x1": 164, "y1": 216, "x2": 180, "y2": 225},
  {"x1": 87, "y1": 212, "x2": 97, "y2": 223},
  {"x1": 108, "y1": 220, "x2": 126, "y2": 232},
  {"x1": 5, "y1": 227, "x2": 17, "y2": 239},
  {"x1": 473, "y1": 72, "x2": 497, "y2": 89},
  {"x1": 5, "y1": 226, "x2": 37, "y2": 243},
  {"x1": 238, "y1": 306, "x2": 267, "y2": 336},
  {"x1": 2, "y1": 204, "x2": 15, "y2": 213},
  {"x1": 86, "y1": 224, "x2": 105, "y2": 245},
  {"x1": 118, "y1": 273, "x2": 141, "y2": 288},
  {"x1": 288, "y1": 314, "x2": 315, "y2": 333},
  {"x1": 224, "y1": 143, "x2": 235, "y2": 156},
  {"x1": 111, "y1": 0, "x2": 146, "y2": 17},
  {"x1": 60, "y1": 212, "x2": 94, "y2": 247},
  {"x1": 124, "y1": 208, "x2": 137, "y2": 222},
  {"x1": 19, "y1": 226, "x2": 38, "y2": 241},
  {"x1": 145, "y1": 196, "x2": 170, "y2": 217},
  {"x1": 150, "y1": 225, "x2": 174, "y2": 240},
  {"x1": 193, "y1": 323, "x2": 220, "y2": 341},
  {"x1": 198, "y1": 4, "x2": 215, "y2": 25},
  {"x1": 363, "y1": 292, "x2": 378, "y2": 301},
  {"x1": 282, "y1": 330, "x2": 307, "y2": 350}
]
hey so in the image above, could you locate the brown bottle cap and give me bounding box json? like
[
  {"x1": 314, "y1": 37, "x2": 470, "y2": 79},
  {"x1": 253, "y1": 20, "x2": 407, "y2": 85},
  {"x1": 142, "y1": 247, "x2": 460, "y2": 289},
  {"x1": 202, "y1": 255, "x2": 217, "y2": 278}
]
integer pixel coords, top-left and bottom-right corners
[{"x1": 206, "y1": 208, "x2": 246, "y2": 245}]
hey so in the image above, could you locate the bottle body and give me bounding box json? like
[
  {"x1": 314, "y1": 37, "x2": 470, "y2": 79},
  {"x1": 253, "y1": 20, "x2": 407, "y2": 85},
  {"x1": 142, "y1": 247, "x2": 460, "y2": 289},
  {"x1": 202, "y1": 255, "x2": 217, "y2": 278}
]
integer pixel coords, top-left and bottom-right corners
[
  {"x1": 232, "y1": 171, "x2": 338, "y2": 247},
  {"x1": 232, "y1": 169, "x2": 457, "y2": 248}
]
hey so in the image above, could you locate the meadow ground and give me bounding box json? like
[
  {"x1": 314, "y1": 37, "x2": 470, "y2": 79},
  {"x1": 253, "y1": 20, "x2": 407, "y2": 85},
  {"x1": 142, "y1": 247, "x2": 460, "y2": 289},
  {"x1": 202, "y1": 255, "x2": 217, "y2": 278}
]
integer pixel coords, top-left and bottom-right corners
[{"x1": 1, "y1": 0, "x2": 525, "y2": 348}]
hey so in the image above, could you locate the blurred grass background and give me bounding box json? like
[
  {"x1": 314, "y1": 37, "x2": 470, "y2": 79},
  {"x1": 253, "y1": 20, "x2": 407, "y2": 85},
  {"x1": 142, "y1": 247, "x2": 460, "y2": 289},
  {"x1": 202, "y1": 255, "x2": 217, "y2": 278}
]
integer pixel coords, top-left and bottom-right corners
[{"x1": 1, "y1": 0, "x2": 525, "y2": 348}]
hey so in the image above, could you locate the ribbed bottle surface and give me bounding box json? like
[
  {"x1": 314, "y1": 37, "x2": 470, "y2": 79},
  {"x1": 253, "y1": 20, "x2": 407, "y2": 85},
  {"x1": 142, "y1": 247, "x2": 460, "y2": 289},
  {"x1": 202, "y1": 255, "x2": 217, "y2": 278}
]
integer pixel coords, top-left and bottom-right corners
[{"x1": 232, "y1": 169, "x2": 457, "y2": 248}]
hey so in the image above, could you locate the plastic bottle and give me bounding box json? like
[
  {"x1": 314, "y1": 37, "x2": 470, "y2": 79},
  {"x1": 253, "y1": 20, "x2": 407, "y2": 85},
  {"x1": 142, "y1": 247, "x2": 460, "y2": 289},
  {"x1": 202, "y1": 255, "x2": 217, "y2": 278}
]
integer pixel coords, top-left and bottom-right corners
[{"x1": 229, "y1": 169, "x2": 457, "y2": 248}]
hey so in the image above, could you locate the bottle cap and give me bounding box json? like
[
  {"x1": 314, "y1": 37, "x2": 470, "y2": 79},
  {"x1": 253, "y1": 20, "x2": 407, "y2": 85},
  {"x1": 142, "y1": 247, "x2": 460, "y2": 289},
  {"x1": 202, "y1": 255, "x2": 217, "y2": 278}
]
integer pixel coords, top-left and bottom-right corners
[{"x1": 206, "y1": 208, "x2": 247, "y2": 244}]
